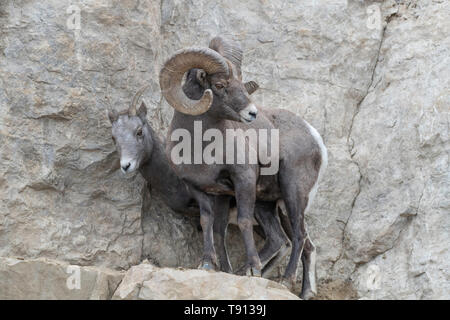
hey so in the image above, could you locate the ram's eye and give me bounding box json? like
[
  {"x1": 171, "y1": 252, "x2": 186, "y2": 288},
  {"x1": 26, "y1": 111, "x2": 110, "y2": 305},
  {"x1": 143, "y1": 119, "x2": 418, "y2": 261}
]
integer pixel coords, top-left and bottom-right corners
[
  {"x1": 136, "y1": 128, "x2": 143, "y2": 137},
  {"x1": 215, "y1": 83, "x2": 224, "y2": 89},
  {"x1": 112, "y1": 136, "x2": 116, "y2": 144}
]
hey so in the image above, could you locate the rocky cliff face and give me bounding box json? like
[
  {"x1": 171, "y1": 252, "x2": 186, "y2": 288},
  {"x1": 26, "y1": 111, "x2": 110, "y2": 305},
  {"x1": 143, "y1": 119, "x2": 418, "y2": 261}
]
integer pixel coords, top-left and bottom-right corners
[{"x1": 0, "y1": 0, "x2": 448, "y2": 299}]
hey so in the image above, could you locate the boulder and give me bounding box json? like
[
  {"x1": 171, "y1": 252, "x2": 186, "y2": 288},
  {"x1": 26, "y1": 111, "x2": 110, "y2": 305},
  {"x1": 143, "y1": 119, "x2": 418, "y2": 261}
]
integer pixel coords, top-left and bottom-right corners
[{"x1": 112, "y1": 261, "x2": 299, "y2": 300}]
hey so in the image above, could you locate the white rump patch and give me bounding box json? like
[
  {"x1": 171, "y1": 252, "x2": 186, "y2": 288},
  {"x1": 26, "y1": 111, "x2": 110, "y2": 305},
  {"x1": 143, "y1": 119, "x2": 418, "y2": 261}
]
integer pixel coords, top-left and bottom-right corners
[{"x1": 303, "y1": 120, "x2": 328, "y2": 215}]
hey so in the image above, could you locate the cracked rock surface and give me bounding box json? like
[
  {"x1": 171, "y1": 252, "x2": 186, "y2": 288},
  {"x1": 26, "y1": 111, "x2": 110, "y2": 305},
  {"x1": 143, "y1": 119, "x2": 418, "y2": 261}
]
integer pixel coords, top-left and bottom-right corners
[{"x1": 0, "y1": 0, "x2": 448, "y2": 299}]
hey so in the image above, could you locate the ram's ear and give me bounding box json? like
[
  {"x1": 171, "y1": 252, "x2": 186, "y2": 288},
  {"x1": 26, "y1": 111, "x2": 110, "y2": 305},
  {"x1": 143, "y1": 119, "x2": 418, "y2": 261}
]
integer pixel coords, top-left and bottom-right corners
[
  {"x1": 137, "y1": 101, "x2": 147, "y2": 121},
  {"x1": 196, "y1": 69, "x2": 208, "y2": 87},
  {"x1": 108, "y1": 109, "x2": 118, "y2": 123},
  {"x1": 244, "y1": 81, "x2": 259, "y2": 95}
]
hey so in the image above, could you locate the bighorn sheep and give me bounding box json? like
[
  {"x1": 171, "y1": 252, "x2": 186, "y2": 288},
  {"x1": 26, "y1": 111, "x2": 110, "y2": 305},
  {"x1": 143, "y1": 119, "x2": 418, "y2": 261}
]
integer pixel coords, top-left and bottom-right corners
[
  {"x1": 159, "y1": 37, "x2": 327, "y2": 299},
  {"x1": 108, "y1": 87, "x2": 291, "y2": 276}
]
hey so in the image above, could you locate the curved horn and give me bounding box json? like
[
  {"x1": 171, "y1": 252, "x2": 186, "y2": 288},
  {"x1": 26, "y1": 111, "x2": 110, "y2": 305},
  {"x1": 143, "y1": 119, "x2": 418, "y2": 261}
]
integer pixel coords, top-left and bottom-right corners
[
  {"x1": 159, "y1": 47, "x2": 229, "y2": 115},
  {"x1": 209, "y1": 36, "x2": 243, "y2": 80},
  {"x1": 129, "y1": 85, "x2": 150, "y2": 116}
]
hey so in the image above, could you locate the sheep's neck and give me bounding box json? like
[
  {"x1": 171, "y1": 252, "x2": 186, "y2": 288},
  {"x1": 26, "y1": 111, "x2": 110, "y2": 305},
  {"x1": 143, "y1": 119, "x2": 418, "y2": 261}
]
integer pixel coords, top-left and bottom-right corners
[{"x1": 139, "y1": 126, "x2": 192, "y2": 210}]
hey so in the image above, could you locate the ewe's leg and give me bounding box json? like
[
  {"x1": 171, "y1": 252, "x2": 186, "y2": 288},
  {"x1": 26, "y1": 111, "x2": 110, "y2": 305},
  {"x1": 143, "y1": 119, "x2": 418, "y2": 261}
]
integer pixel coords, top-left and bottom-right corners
[{"x1": 213, "y1": 195, "x2": 233, "y2": 273}]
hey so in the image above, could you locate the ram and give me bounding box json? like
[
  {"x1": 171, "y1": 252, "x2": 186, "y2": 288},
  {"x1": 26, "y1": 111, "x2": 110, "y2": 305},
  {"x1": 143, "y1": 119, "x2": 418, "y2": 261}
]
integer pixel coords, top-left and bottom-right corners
[{"x1": 159, "y1": 37, "x2": 328, "y2": 299}]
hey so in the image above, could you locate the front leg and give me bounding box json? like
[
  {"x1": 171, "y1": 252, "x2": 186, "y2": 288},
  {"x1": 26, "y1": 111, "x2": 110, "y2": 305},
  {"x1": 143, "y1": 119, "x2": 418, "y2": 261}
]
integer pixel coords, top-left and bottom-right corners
[
  {"x1": 232, "y1": 169, "x2": 262, "y2": 277},
  {"x1": 213, "y1": 195, "x2": 233, "y2": 273},
  {"x1": 190, "y1": 188, "x2": 217, "y2": 270}
]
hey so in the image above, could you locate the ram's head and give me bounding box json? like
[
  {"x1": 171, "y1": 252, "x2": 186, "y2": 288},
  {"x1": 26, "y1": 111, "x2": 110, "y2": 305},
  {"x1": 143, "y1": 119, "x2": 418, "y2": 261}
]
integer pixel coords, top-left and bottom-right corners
[{"x1": 160, "y1": 37, "x2": 259, "y2": 123}]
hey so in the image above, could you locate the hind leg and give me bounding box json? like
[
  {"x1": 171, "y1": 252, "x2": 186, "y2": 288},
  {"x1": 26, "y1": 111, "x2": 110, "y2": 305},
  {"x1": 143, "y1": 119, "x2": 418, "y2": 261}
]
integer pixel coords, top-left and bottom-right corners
[
  {"x1": 261, "y1": 241, "x2": 291, "y2": 278},
  {"x1": 300, "y1": 235, "x2": 317, "y2": 299},
  {"x1": 235, "y1": 201, "x2": 290, "y2": 276},
  {"x1": 253, "y1": 202, "x2": 291, "y2": 277},
  {"x1": 279, "y1": 165, "x2": 310, "y2": 296},
  {"x1": 255, "y1": 202, "x2": 287, "y2": 265},
  {"x1": 278, "y1": 198, "x2": 317, "y2": 299},
  {"x1": 279, "y1": 195, "x2": 307, "y2": 293}
]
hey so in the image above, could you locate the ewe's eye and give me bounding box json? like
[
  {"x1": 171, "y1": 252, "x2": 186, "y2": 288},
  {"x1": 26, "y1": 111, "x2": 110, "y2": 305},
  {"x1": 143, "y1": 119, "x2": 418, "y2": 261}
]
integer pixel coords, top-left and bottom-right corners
[
  {"x1": 215, "y1": 83, "x2": 224, "y2": 90},
  {"x1": 112, "y1": 136, "x2": 116, "y2": 144},
  {"x1": 136, "y1": 127, "x2": 143, "y2": 137}
]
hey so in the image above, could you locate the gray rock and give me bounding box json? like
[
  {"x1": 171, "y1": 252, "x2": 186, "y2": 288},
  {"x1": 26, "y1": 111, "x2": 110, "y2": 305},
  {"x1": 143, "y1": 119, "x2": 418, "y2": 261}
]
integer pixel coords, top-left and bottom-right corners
[
  {"x1": 346, "y1": 0, "x2": 450, "y2": 299},
  {"x1": 112, "y1": 260, "x2": 299, "y2": 300}
]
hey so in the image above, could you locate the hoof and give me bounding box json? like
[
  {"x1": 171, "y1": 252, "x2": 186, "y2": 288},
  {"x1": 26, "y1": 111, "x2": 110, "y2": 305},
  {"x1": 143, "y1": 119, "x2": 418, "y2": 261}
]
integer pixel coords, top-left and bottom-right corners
[
  {"x1": 300, "y1": 288, "x2": 316, "y2": 300},
  {"x1": 245, "y1": 267, "x2": 262, "y2": 277}
]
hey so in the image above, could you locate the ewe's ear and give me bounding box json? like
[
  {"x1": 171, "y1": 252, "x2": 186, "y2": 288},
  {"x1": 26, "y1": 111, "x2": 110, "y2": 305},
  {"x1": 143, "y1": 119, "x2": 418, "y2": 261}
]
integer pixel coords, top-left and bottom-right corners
[
  {"x1": 137, "y1": 101, "x2": 147, "y2": 120},
  {"x1": 196, "y1": 69, "x2": 207, "y2": 87},
  {"x1": 244, "y1": 81, "x2": 259, "y2": 95},
  {"x1": 108, "y1": 109, "x2": 118, "y2": 123}
]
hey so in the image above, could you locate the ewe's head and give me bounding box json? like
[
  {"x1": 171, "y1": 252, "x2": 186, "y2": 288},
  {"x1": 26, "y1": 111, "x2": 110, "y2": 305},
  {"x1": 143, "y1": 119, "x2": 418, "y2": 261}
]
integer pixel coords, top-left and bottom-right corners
[
  {"x1": 108, "y1": 87, "x2": 153, "y2": 174},
  {"x1": 159, "y1": 36, "x2": 259, "y2": 123}
]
